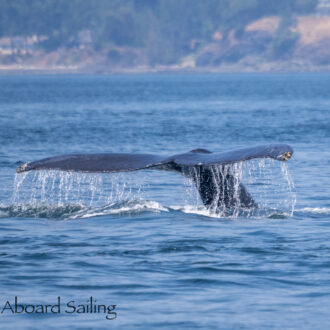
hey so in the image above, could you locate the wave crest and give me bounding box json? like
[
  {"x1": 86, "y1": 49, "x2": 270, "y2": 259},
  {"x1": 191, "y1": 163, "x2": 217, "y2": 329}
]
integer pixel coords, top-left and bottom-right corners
[{"x1": 0, "y1": 199, "x2": 168, "y2": 220}]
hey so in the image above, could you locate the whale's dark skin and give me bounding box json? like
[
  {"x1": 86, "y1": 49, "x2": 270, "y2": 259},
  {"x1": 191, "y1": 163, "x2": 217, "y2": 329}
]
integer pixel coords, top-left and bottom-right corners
[
  {"x1": 186, "y1": 165, "x2": 257, "y2": 209},
  {"x1": 17, "y1": 144, "x2": 293, "y2": 210}
]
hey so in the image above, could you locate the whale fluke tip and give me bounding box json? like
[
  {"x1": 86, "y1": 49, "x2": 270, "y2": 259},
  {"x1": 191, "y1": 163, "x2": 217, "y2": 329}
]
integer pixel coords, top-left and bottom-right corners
[
  {"x1": 16, "y1": 162, "x2": 29, "y2": 173},
  {"x1": 278, "y1": 151, "x2": 292, "y2": 161}
]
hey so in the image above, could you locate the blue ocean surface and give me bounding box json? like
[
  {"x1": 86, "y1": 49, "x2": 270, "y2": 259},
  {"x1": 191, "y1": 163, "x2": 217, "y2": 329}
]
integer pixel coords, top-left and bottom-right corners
[{"x1": 0, "y1": 73, "x2": 329, "y2": 329}]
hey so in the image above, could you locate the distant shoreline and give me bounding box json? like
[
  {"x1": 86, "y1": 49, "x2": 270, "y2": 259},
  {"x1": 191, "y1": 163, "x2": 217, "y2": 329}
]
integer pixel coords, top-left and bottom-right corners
[
  {"x1": 2, "y1": 15, "x2": 330, "y2": 76},
  {"x1": 1, "y1": 63, "x2": 330, "y2": 75}
]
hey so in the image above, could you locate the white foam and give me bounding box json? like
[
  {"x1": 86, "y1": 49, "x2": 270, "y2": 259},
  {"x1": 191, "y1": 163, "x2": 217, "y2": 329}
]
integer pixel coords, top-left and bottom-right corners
[
  {"x1": 70, "y1": 200, "x2": 169, "y2": 219},
  {"x1": 298, "y1": 207, "x2": 330, "y2": 214},
  {"x1": 171, "y1": 205, "x2": 228, "y2": 218}
]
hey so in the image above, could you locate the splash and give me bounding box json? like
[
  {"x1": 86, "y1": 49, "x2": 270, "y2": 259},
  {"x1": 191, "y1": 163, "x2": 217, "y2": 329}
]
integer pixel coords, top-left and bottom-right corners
[
  {"x1": 69, "y1": 200, "x2": 168, "y2": 219},
  {"x1": 0, "y1": 199, "x2": 169, "y2": 219},
  {"x1": 183, "y1": 158, "x2": 296, "y2": 218},
  {"x1": 241, "y1": 158, "x2": 296, "y2": 217},
  {"x1": 8, "y1": 170, "x2": 150, "y2": 219},
  {"x1": 0, "y1": 203, "x2": 85, "y2": 219},
  {"x1": 8, "y1": 158, "x2": 296, "y2": 219},
  {"x1": 11, "y1": 170, "x2": 145, "y2": 208}
]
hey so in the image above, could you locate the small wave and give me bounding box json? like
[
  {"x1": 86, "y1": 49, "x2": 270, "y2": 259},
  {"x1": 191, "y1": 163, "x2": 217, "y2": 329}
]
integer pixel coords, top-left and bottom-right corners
[
  {"x1": 69, "y1": 199, "x2": 169, "y2": 219},
  {"x1": 0, "y1": 200, "x2": 296, "y2": 220},
  {"x1": 297, "y1": 207, "x2": 330, "y2": 215},
  {"x1": 0, "y1": 203, "x2": 86, "y2": 219},
  {"x1": 171, "y1": 205, "x2": 222, "y2": 219},
  {"x1": 170, "y1": 205, "x2": 290, "y2": 219},
  {"x1": 0, "y1": 199, "x2": 169, "y2": 220},
  {"x1": 0, "y1": 210, "x2": 8, "y2": 218}
]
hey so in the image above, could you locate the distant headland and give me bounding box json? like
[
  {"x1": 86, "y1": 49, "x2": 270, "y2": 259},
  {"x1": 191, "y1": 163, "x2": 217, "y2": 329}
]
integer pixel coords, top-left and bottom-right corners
[{"x1": 1, "y1": 1, "x2": 330, "y2": 73}]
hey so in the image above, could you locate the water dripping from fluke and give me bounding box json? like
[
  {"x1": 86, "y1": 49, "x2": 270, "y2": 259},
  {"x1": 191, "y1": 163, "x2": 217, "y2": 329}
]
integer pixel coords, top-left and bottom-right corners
[
  {"x1": 182, "y1": 158, "x2": 296, "y2": 219},
  {"x1": 8, "y1": 170, "x2": 148, "y2": 219},
  {"x1": 8, "y1": 158, "x2": 296, "y2": 220}
]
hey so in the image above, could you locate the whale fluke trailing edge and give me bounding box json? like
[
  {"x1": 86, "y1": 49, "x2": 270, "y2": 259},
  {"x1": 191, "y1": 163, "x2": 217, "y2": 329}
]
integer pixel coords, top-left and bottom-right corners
[{"x1": 16, "y1": 144, "x2": 293, "y2": 210}]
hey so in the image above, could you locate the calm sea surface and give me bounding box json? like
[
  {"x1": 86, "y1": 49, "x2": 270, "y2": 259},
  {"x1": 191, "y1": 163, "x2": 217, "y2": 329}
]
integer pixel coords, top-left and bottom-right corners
[{"x1": 0, "y1": 74, "x2": 329, "y2": 329}]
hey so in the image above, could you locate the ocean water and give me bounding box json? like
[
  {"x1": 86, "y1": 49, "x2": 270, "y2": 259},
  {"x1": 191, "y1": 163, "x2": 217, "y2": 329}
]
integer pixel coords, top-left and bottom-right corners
[{"x1": 0, "y1": 73, "x2": 329, "y2": 329}]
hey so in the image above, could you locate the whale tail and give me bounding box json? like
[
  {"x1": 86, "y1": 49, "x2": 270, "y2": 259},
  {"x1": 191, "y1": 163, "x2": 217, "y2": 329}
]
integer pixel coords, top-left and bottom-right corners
[
  {"x1": 181, "y1": 164, "x2": 256, "y2": 210},
  {"x1": 16, "y1": 144, "x2": 293, "y2": 210}
]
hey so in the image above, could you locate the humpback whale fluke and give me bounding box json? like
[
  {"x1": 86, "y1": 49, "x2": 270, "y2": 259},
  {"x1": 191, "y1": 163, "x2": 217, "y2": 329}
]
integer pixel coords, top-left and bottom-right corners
[{"x1": 16, "y1": 144, "x2": 293, "y2": 210}]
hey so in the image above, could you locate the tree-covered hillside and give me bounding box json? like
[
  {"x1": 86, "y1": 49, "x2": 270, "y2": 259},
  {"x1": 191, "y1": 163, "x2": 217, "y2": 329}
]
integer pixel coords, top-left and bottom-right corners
[{"x1": 0, "y1": 0, "x2": 318, "y2": 65}]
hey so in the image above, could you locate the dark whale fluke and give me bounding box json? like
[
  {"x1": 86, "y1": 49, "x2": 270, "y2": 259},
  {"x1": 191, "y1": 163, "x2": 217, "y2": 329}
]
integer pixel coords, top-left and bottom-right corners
[{"x1": 16, "y1": 144, "x2": 293, "y2": 210}]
